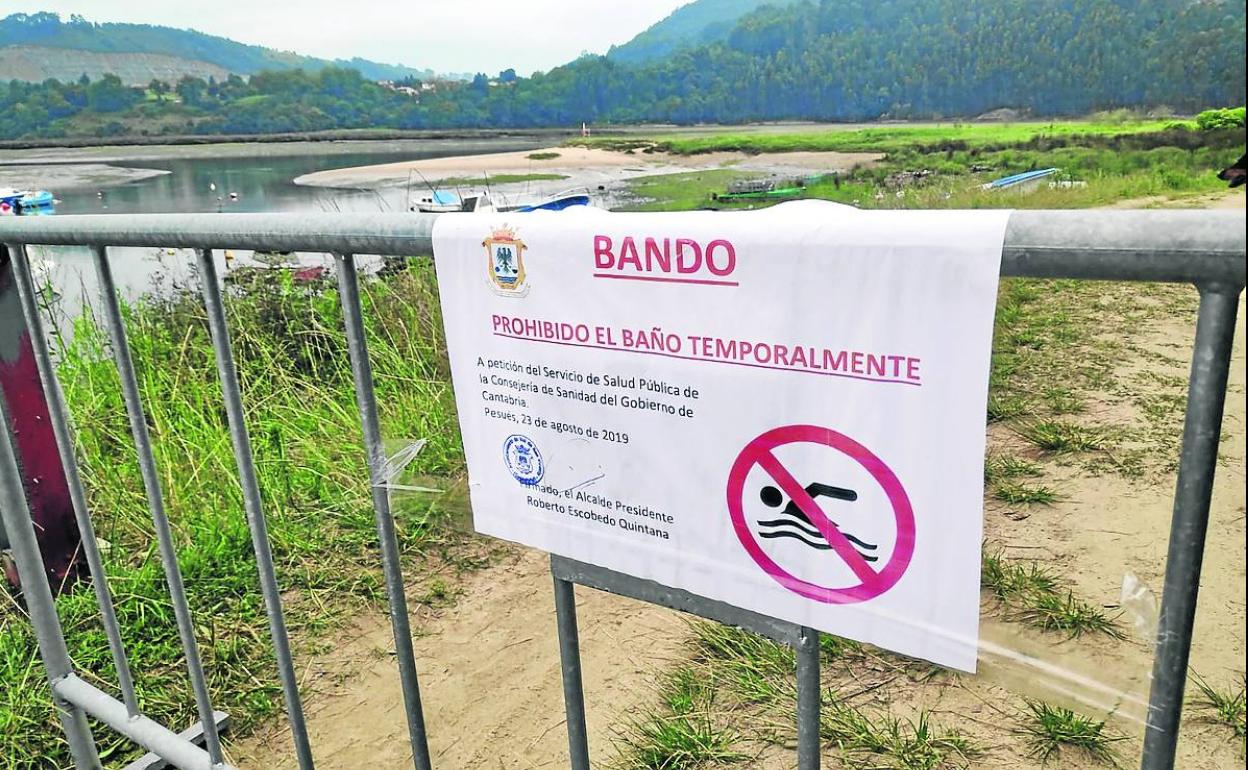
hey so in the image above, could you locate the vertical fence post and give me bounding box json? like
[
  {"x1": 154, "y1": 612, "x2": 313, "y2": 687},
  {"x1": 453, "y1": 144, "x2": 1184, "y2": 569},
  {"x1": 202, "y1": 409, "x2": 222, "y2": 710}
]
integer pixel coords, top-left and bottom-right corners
[
  {"x1": 91, "y1": 245, "x2": 225, "y2": 766},
  {"x1": 196, "y1": 248, "x2": 316, "y2": 770},
  {"x1": 796, "y1": 627, "x2": 822, "y2": 770},
  {"x1": 1140, "y1": 285, "x2": 1242, "y2": 770},
  {"x1": 551, "y1": 563, "x2": 591, "y2": 770},
  {"x1": 334, "y1": 253, "x2": 434, "y2": 770},
  {"x1": 0, "y1": 343, "x2": 102, "y2": 770}
]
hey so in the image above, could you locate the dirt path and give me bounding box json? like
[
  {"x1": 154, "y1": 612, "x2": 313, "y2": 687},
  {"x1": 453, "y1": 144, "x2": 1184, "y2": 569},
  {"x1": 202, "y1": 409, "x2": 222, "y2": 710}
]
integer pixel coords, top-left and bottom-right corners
[{"x1": 229, "y1": 547, "x2": 686, "y2": 769}]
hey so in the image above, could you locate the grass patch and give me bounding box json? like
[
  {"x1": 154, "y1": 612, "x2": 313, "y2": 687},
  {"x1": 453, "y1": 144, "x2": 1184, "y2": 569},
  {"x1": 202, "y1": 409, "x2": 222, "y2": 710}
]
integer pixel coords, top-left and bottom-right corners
[
  {"x1": 689, "y1": 622, "x2": 796, "y2": 705},
  {"x1": 1019, "y1": 700, "x2": 1126, "y2": 765},
  {"x1": 1016, "y1": 591, "x2": 1123, "y2": 639},
  {"x1": 984, "y1": 454, "x2": 1043, "y2": 483},
  {"x1": 982, "y1": 550, "x2": 1122, "y2": 639},
  {"x1": 992, "y1": 480, "x2": 1059, "y2": 505},
  {"x1": 821, "y1": 698, "x2": 978, "y2": 769},
  {"x1": 526, "y1": 151, "x2": 561, "y2": 160},
  {"x1": 621, "y1": 169, "x2": 764, "y2": 212},
  {"x1": 1017, "y1": 419, "x2": 1107, "y2": 453},
  {"x1": 432, "y1": 172, "x2": 567, "y2": 187},
  {"x1": 618, "y1": 621, "x2": 971, "y2": 769},
  {"x1": 0, "y1": 260, "x2": 469, "y2": 767},
  {"x1": 618, "y1": 711, "x2": 747, "y2": 769},
  {"x1": 1191, "y1": 674, "x2": 1247, "y2": 742},
  {"x1": 574, "y1": 120, "x2": 1197, "y2": 156},
  {"x1": 616, "y1": 663, "x2": 747, "y2": 768},
  {"x1": 1043, "y1": 387, "x2": 1086, "y2": 415}
]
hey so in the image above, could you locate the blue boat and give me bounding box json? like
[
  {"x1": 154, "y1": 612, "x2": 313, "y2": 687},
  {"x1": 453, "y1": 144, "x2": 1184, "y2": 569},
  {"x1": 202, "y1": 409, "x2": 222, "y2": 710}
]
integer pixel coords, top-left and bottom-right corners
[
  {"x1": 20, "y1": 190, "x2": 56, "y2": 208},
  {"x1": 1, "y1": 188, "x2": 56, "y2": 215},
  {"x1": 513, "y1": 189, "x2": 592, "y2": 212},
  {"x1": 984, "y1": 168, "x2": 1059, "y2": 191}
]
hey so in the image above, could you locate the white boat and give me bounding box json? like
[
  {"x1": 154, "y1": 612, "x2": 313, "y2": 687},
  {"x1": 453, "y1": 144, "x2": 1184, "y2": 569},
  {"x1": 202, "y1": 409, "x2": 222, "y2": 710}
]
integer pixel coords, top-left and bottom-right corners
[{"x1": 410, "y1": 190, "x2": 468, "y2": 213}]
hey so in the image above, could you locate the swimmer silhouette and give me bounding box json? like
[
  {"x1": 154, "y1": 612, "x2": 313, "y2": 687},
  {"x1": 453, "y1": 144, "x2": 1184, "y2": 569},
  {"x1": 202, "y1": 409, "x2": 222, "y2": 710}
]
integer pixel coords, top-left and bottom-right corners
[{"x1": 756, "y1": 482, "x2": 878, "y2": 560}]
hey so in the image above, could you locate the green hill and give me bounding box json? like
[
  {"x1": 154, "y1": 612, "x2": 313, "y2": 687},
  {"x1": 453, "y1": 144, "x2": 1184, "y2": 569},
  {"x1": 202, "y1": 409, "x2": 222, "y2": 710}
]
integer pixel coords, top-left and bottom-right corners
[
  {"x1": 0, "y1": 12, "x2": 446, "y2": 85},
  {"x1": 2, "y1": 0, "x2": 1244, "y2": 140},
  {"x1": 453, "y1": 0, "x2": 1246, "y2": 125},
  {"x1": 607, "y1": 0, "x2": 801, "y2": 65}
]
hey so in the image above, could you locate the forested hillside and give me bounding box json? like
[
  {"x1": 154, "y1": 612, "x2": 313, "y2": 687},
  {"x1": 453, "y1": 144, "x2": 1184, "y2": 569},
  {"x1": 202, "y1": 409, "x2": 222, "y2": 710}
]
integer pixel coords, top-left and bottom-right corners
[
  {"x1": 480, "y1": 0, "x2": 1246, "y2": 125},
  {"x1": 0, "y1": 12, "x2": 441, "y2": 84},
  {"x1": 607, "y1": 0, "x2": 801, "y2": 65},
  {"x1": 1, "y1": 0, "x2": 1244, "y2": 140}
]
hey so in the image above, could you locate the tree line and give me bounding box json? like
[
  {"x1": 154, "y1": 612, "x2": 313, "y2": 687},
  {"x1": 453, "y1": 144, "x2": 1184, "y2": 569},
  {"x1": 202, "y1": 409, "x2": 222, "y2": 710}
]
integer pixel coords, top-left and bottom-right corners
[{"x1": 2, "y1": 0, "x2": 1244, "y2": 140}]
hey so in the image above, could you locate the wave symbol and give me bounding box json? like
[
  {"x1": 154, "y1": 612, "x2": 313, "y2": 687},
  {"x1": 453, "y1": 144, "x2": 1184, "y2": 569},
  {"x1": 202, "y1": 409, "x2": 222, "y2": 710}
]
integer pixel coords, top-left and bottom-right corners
[{"x1": 756, "y1": 483, "x2": 877, "y2": 561}]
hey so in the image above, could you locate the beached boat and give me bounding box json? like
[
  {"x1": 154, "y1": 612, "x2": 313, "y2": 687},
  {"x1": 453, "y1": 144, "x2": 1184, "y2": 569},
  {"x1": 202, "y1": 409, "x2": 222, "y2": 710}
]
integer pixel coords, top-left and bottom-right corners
[
  {"x1": 713, "y1": 186, "x2": 803, "y2": 202},
  {"x1": 982, "y1": 168, "x2": 1058, "y2": 191},
  {"x1": 410, "y1": 190, "x2": 466, "y2": 213},
  {"x1": 411, "y1": 188, "x2": 593, "y2": 214},
  {"x1": 712, "y1": 178, "x2": 804, "y2": 202},
  {"x1": 509, "y1": 188, "x2": 592, "y2": 212}
]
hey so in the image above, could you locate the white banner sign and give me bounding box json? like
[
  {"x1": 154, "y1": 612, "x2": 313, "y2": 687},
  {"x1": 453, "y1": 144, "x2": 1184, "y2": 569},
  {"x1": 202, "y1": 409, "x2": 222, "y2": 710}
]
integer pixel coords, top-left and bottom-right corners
[{"x1": 433, "y1": 202, "x2": 1009, "y2": 671}]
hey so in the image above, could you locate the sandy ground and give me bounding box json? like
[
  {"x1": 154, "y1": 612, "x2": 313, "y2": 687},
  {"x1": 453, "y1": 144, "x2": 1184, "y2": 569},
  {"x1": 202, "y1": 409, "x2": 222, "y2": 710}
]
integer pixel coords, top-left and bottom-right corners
[
  {"x1": 292, "y1": 145, "x2": 884, "y2": 195},
  {"x1": 976, "y1": 291, "x2": 1246, "y2": 769},
  {"x1": 0, "y1": 162, "x2": 168, "y2": 192},
  {"x1": 229, "y1": 547, "x2": 686, "y2": 769},
  {"x1": 1108, "y1": 187, "x2": 1246, "y2": 209}
]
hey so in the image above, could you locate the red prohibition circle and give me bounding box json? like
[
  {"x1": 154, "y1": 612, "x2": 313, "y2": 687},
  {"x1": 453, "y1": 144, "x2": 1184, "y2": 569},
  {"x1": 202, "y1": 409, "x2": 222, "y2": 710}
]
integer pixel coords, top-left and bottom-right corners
[{"x1": 726, "y1": 425, "x2": 915, "y2": 604}]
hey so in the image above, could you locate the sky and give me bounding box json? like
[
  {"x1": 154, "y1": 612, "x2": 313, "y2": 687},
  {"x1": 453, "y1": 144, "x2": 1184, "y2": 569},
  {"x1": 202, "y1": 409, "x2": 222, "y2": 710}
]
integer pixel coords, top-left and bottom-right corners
[{"x1": 1, "y1": 1, "x2": 693, "y2": 75}]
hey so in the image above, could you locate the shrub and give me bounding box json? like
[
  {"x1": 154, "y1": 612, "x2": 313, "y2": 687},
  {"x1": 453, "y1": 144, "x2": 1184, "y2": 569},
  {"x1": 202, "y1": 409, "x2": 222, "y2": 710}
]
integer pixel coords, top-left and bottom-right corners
[{"x1": 1195, "y1": 107, "x2": 1246, "y2": 131}]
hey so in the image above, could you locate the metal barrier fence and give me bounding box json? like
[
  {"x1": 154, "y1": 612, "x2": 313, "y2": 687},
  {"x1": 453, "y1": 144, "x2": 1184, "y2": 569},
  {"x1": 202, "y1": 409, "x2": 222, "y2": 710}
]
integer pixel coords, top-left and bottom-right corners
[{"x1": 0, "y1": 210, "x2": 1243, "y2": 770}]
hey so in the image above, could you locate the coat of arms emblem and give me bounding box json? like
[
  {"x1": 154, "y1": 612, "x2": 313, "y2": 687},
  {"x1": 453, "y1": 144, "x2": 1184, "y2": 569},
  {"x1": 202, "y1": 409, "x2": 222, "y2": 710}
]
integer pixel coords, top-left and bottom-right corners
[{"x1": 484, "y1": 225, "x2": 528, "y2": 294}]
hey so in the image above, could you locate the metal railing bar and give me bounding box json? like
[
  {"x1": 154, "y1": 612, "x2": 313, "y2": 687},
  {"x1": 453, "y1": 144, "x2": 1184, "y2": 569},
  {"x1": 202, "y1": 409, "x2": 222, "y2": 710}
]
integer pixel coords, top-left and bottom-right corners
[
  {"x1": 550, "y1": 555, "x2": 805, "y2": 646},
  {"x1": 121, "y1": 711, "x2": 231, "y2": 770},
  {"x1": 91, "y1": 245, "x2": 225, "y2": 766},
  {"x1": 0, "y1": 213, "x2": 440, "y2": 257},
  {"x1": 7, "y1": 243, "x2": 142, "y2": 717},
  {"x1": 194, "y1": 248, "x2": 316, "y2": 770},
  {"x1": 0, "y1": 349, "x2": 102, "y2": 770},
  {"x1": 53, "y1": 673, "x2": 238, "y2": 770},
  {"x1": 1002, "y1": 210, "x2": 1246, "y2": 284},
  {"x1": 0, "y1": 210, "x2": 1243, "y2": 286},
  {"x1": 1140, "y1": 284, "x2": 1241, "y2": 770},
  {"x1": 551, "y1": 567, "x2": 591, "y2": 770},
  {"x1": 333, "y1": 252, "x2": 434, "y2": 770},
  {"x1": 795, "y1": 627, "x2": 821, "y2": 770}
]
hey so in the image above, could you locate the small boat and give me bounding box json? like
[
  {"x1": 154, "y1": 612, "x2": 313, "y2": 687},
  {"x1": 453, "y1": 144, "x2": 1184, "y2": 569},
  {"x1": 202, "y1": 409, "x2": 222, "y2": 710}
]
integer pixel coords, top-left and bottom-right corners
[
  {"x1": 20, "y1": 190, "x2": 56, "y2": 208},
  {"x1": 510, "y1": 188, "x2": 592, "y2": 212},
  {"x1": 410, "y1": 190, "x2": 466, "y2": 213},
  {"x1": 712, "y1": 178, "x2": 804, "y2": 202},
  {"x1": 983, "y1": 168, "x2": 1058, "y2": 191},
  {"x1": 1, "y1": 188, "x2": 57, "y2": 215},
  {"x1": 411, "y1": 188, "x2": 593, "y2": 214},
  {"x1": 713, "y1": 186, "x2": 803, "y2": 202}
]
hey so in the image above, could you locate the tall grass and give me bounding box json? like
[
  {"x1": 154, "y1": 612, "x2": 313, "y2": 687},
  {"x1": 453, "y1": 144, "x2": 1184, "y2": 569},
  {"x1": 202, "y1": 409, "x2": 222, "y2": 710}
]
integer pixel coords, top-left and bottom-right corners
[
  {"x1": 617, "y1": 123, "x2": 1245, "y2": 212},
  {"x1": 575, "y1": 119, "x2": 1201, "y2": 156},
  {"x1": 0, "y1": 260, "x2": 464, "y2": 768}
]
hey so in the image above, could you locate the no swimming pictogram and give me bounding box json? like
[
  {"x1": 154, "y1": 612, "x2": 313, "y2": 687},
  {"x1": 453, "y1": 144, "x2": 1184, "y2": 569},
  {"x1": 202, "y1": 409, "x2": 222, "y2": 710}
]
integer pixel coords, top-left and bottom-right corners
[{"x1": 726, "y1": 425, "x2": 915, "y2": 604}]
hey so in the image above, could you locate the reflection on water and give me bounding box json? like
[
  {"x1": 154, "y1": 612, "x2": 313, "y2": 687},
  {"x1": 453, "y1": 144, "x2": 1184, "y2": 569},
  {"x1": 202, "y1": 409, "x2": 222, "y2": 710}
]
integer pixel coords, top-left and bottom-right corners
[
  {"x1": 54, "y1": 143, "x2": 539, "y2": 216},
  {"x1": 25, "y1": 140, "x2": 542, "y2": 325}
]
